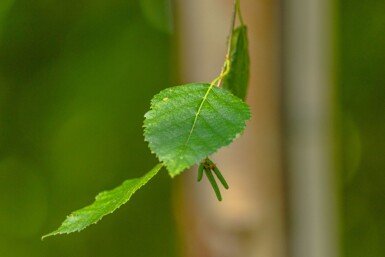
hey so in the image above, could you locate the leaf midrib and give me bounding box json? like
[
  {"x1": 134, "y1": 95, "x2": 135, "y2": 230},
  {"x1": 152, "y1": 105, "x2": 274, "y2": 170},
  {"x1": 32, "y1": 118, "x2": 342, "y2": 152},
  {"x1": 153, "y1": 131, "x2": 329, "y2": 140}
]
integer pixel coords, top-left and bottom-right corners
[{"x1": 184, "y1": 84, "x2": 215, "y2": 146}]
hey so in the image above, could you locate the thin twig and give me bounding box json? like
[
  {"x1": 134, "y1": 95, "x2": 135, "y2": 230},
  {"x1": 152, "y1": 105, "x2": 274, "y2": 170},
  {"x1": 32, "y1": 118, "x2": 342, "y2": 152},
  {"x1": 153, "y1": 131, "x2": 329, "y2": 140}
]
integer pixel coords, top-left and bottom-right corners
[
  {"x1": 226, "y1": 0, "x2": 237, "y2": 59},
  {"x1": 236, "y1": 0, "x2": 245, "y2": 26},
  {"x1": 217, "y1": 0, "x2": 237, "y2": 87}
]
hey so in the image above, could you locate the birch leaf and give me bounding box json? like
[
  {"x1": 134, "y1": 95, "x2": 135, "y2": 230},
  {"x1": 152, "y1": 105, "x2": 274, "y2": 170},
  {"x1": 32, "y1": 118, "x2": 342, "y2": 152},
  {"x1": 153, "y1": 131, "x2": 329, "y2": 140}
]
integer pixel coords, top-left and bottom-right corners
[
  {"x1": 42, "y1": 164, "x2": 162, "y2": 239},
  {"x1": 144, "y1": 83, "x2": 250, "y2": 177}
]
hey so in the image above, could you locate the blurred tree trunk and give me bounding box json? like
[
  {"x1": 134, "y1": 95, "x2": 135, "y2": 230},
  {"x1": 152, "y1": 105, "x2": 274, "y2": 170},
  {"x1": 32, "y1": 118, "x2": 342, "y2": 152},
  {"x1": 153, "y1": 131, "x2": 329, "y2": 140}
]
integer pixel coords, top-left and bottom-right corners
[
  {"x1": 281, "y1": 0, "x2": 338, "y2": 256},
  {"x1": 174, "y1": 1, "x2": 287, "y2": 256}
]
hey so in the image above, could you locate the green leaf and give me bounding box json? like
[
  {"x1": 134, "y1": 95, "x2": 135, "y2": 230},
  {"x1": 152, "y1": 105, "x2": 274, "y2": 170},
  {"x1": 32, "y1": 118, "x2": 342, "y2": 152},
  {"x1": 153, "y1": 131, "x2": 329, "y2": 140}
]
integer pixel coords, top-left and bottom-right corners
[
  {"x1": 222, "y1": 25, "x2": 250, "y2": 101},
  {"x1": 42, "y1": 164, "x2": 163, "y2": 239},
  {"x1": 144, "y1": 83, "x2": 251, "y2": 177}
]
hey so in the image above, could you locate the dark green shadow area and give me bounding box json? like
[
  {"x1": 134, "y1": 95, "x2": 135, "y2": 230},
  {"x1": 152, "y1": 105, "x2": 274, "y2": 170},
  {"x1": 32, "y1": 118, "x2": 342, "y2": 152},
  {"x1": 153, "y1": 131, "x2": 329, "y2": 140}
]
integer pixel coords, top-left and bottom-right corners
[
  {"x1": 0, "y1": 1, "x2": 176, "y2": 256},
  {"x1": 337, "y1": 0, "x2": 385, "y2": 256}
]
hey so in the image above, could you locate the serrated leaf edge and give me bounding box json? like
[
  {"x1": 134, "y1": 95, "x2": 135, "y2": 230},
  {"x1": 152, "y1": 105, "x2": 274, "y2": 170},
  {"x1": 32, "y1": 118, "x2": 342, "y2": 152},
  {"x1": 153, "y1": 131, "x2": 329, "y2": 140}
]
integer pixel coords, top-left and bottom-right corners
[{"x1": 42, "y1": 163, "x2": 163, "y2": 240}]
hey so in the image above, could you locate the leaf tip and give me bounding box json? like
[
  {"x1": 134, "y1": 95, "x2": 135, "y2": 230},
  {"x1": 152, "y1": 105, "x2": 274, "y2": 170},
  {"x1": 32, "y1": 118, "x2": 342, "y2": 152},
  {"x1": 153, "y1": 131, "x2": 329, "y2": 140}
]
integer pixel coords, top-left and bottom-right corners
[{"x1": 41, "y1": 231, "x2": 58, "y2": 241}]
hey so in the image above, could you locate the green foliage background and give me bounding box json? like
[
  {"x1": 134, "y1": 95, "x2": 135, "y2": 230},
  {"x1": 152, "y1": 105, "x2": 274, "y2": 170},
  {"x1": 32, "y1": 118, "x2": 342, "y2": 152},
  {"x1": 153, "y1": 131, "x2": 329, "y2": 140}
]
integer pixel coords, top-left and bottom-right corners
[
  {"x1": 0, "y1": 1, "x2": 176, "y2": 257},
  {"x1": 338, "y1": 0, "x2": 385, "y2": 256},
  {"x1": 1, "y1": 0, "x2": 384, "y2": 256}
]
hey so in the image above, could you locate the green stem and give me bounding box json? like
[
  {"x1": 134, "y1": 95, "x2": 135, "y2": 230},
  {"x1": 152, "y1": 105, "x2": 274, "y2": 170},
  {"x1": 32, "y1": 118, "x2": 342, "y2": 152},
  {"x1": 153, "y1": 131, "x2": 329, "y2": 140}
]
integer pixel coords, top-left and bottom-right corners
[
  {"x1": 228, "y1": 0, "x2": 237, "y2": 56},
  {"x1": 210, "y1": 59, "x2": 230, "y2": 87},
  {"x1": 217, "y1": 0, "x2": 237, "y2": 87},
  {"x1": 236, "y1": 0, "x2": 245, "y2": 26}
]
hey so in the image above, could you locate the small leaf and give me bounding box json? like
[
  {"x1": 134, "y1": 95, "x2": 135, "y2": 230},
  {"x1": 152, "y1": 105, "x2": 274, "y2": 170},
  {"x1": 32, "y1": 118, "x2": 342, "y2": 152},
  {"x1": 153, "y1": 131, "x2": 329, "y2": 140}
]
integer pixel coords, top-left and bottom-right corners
[
  {"x1": 42, "y1": 164, "x2": 163, "y2": 239},
  {"x1": 144, "y1": 83, "x2": 250, "y2": 177},
  {"x1": 222, "y1": 25, "x2": 250, "y2": 101}
]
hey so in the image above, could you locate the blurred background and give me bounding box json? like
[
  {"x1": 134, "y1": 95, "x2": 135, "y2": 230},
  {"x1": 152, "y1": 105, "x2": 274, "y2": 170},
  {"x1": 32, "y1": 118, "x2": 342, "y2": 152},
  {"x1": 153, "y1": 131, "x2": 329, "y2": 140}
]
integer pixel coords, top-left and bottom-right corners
[{"x1": 0, "y1": 0, "x2": 384, "y2": 257}]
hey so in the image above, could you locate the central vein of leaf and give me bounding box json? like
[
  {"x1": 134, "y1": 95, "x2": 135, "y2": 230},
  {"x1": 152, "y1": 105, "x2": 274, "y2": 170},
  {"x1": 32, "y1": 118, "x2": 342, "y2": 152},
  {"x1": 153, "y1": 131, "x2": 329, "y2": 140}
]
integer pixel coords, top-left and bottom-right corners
[
  {"x1": 183, "y1": 62, "x2": 231, "y2": 150},
  {"x1": 184, "y1": 84, "x2": 215, "y2": 146}
]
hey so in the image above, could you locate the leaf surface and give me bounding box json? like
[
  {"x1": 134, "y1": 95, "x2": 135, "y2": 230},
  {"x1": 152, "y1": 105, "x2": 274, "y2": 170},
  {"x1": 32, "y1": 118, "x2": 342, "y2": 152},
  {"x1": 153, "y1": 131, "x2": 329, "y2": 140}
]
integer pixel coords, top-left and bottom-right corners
[
  {"x1": 222, "y1": 25, "x2": 250, "y2": 100},
  {"x1": 144, "y1": 83, "x2": 250, "y2": 177},
  {"x1": 42, "y1": 164, "x2": 162, "y2": 239}
]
